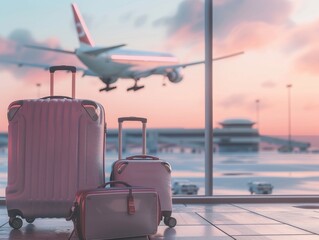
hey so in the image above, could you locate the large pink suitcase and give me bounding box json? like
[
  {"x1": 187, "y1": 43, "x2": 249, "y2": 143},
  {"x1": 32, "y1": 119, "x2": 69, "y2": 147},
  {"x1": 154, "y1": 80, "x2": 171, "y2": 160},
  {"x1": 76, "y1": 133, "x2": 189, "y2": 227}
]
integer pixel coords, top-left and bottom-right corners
[
  {"x1": 68, "y1": 181, "x2": 160, "y2": 240},
  {"x1": 6, "y1": 66, "x2": 106, "y2": 229},
  {"x1": 111, "y1": 117, "x2": 177, "y2": 228}
]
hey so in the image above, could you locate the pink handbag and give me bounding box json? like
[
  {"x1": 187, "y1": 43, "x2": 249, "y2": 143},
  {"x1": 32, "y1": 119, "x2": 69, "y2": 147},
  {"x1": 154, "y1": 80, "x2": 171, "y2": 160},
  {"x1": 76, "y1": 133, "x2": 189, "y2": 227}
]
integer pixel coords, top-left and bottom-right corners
[{"x1": 67, "y1": 181, "x2": 160, "y2": 240}]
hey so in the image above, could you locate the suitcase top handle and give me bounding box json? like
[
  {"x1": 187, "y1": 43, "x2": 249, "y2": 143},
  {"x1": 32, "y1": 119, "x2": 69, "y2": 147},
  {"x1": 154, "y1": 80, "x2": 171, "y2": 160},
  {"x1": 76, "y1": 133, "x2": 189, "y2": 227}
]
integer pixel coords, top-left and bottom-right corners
[
  {"x1": 49, "y1": 65, "x2": 76, "y2": 73},
  {"x1": 126, "y1": 155, "x2": 159, "y2": 160},
  {"x1": 118, "y1": 117, "x2": 147, "y2": 123},
  {"x1": 98, "y1": 180, "x2": 132, "y2": 189}
]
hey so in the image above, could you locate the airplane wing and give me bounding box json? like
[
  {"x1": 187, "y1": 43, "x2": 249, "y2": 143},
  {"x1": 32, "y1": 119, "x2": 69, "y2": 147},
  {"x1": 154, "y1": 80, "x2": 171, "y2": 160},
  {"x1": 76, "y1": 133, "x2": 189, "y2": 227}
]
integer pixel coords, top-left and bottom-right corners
[
  {"x1": 24, "y1": 44, "x2": 75, "y2": 54},
  {"x1": 131, "y1": 51, "x2": 245, "y2": 79},
  {"x1": 157, "y1": 51, "x2": 245, "y2": 69},
  {"x1": 0, "y1": 58, "x2": 97, "y2": 76},
  {"x1": 24, "y1": 44, "x2": 127, "y2": 56}
]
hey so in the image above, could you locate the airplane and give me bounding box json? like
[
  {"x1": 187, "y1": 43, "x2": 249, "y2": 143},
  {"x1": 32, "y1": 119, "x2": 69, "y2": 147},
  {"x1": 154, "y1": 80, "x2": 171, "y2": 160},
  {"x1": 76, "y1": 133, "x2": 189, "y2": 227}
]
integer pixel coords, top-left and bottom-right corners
[{"x1": 0, "y1": 3, "x2": 244, "y2": 92}]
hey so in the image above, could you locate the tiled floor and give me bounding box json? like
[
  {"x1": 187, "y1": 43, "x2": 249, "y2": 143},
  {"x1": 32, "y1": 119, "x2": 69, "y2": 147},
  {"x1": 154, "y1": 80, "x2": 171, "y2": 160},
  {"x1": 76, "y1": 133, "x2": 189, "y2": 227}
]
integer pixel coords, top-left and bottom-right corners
[{"x1": 1, "y1": 203, "x2": 319, "y2": 239}]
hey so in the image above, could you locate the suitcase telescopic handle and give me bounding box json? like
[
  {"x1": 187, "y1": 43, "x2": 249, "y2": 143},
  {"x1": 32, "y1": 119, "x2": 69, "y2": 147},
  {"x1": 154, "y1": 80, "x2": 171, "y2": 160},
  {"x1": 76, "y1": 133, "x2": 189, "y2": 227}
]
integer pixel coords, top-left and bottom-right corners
[
  {"x1": 118, "y1": 117, "x2": 147, "y2": 123},
  {"x1": 49, "y1": 65, "x2": 76, "y2": 98},
  {"x1": 49, "y1": 65, "x2": 76, "y2": 73},
  {"x1": 118, "y1": 117, "x2": 147, "y2": 160}
]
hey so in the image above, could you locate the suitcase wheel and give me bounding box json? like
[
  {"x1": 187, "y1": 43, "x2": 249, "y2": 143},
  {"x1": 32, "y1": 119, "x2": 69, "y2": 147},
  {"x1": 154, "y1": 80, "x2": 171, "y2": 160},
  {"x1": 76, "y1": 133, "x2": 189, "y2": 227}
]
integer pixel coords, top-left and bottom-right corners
[
  {"x1": 9, "y1": 217, "x2": 23, "y2": 229},
  {"x1": 26, "y1": 218, "x2": 35, "y2": 224},
  {"x1": 164, "y1": 216, "x2": 177, "y2": 228}
]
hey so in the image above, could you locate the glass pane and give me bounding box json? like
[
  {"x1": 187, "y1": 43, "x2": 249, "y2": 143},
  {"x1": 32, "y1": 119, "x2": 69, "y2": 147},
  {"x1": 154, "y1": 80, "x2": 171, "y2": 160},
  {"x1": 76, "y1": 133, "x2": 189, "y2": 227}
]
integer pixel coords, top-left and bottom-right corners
[
  {"x1": 211, "y1": 0, "x2": 319, "y2": 195},
  {"x1": 2, "y1": 1, "x2": 319, "y2": 199}
]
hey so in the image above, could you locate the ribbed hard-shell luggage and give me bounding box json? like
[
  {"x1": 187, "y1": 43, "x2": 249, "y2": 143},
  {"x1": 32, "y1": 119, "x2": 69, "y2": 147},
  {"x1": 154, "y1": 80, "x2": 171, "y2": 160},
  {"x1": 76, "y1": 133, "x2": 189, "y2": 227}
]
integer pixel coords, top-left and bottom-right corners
[
  {"x1": 6, "y1": 66, "x2": 106, "y2": 229},
  {"x1": 68, "y1": 181, "x2": 160, "y2": 240},
  {"x1": 111, "y1": 117, "x2": 176, "y2": 228}
]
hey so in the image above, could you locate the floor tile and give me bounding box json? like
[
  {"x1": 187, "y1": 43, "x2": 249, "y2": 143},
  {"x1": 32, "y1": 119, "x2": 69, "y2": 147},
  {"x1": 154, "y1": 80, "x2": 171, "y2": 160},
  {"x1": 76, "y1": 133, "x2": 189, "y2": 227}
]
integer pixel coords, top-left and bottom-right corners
[
  {"x1": 246, "y1": 211, "x2": 319, "y2": 234},
  {"x1": 0, "y1": 203, "x2": 319, "y2": 239},
  {"x1": 217, "y1": 224, "x2": 311, "y2": 236},
  {"x1": 165, "y1": 213, "x2": 210, "y2": 226},
  {"x1": 0, "y1": 220, "x2": 74, "y2": 240},
  {"x1": 234, "y1": 235, "x2": 319, "y2": 240},
  {"x1": 235, "y1": 203, "x2": 310, "y2": 213},
  {"x1": 198, "y1": 212, "x2": 279, "y2": 224},
  {"x1": 150, "y1": 225, "x2": 233, "y2": 240},
  {"x1": 186, "y1": 204, "x2": 247, "y2": 213}
]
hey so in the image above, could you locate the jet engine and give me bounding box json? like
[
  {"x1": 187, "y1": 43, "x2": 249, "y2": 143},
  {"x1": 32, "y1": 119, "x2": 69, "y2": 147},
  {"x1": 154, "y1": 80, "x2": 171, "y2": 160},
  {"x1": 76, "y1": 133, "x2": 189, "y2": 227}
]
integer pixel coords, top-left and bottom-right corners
[{"x1": 167, "y1": 68, "x2": 183, "y2": 83}]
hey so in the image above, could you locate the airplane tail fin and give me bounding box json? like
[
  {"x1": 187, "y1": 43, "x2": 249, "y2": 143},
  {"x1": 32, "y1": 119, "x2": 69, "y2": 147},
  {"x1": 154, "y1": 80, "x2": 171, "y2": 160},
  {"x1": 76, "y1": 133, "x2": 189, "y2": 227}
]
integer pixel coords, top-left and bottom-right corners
[{"x1": 71, "y1": 3, "x2": 95, "y2": 47}]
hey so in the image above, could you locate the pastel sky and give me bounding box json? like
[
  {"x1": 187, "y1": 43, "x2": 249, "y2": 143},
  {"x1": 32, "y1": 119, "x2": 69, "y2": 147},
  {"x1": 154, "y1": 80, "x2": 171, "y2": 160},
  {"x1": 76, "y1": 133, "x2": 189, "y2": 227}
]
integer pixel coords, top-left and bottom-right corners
[{"x1": 1, "y1": 0, "x2": 319, "y2": 136}]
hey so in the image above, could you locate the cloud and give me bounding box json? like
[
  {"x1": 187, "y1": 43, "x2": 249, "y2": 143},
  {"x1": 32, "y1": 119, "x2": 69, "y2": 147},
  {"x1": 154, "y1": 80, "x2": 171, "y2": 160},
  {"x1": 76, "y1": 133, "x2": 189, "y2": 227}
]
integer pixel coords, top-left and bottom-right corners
[
  {"x1": 282, "y1": 18, "x2": 319, "y2": 52},
  {"x1": 120, "y1": 12, "x2": 148, "y2": 28},
  {"x1": 154, "y1": 0, "x2": 293, "y2": 53},
  {"x1": 155, "y1": 0, "x2": 204, "y2": 35},
  {"x1": 218, "y1": 94, "x2": 273, "y2": 113},
  {"x1": 261, "y1": 80, "x2": 277, "y2": 88},
  {"x1": 120, "y1": 11, "x2": 134, "y2": 23},
  {"x1": 303, "y1": 101, "x2": 319, "y2": 111},
  {"x1": 213, "y1": 0, "x2": 292, "y2": 38},
  {"x1": 214, "y1": 21, "x2": 284, "y2": 53},
  {"x1": 134, "y1": 15, "x2": 148, "y2": 27},
  {"x1": 0, "y1": 29, "x2": 79, "y2": 83},
  {"x1": 280, "y1": 19, "x2": 319, "y2": 76},
  {"x1": 219, "y1": 94, "x2": 247, "y2": 108},
  {"x1": 153, "y1": 0, "x2": 204, "y2": 49},
  {"x1": 292, "y1": 47, "x2": 319, "y2": 75}
]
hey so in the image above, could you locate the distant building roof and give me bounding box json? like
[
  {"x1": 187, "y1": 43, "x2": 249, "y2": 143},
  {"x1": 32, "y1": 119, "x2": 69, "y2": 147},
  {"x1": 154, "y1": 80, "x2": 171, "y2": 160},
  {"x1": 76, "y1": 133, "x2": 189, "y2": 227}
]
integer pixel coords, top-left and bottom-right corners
[{"x1": 219, "y1": 118, "x2": 255, "y2": 128}]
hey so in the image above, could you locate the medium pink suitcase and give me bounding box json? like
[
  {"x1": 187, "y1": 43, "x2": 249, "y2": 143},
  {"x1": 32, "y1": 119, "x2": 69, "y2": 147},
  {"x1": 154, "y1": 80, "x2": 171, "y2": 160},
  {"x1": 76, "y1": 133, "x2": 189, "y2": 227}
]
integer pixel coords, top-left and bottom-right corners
[
  {"x1": 6, "y1": 66, "x2": 106, "y2": 229},
  {"x1": 68, "y1": 181, "x2": 160, "y2": 240},
  {"x1": 111, "y1": 117, "x2": 177, "y2": 228}
]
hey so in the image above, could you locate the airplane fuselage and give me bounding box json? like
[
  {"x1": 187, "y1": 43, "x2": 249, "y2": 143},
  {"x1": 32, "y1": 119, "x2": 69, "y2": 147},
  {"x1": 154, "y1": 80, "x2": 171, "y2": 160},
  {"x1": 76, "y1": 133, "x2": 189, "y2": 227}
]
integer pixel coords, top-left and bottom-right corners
[{"x1": 76, "y1": 48, "x2": 179, "y2": 80}]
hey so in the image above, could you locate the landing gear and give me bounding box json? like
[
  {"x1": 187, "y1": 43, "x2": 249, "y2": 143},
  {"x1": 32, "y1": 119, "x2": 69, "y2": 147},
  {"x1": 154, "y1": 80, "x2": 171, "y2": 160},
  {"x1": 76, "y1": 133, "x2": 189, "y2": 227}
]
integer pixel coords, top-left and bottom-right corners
[
  {"x1": 127, "y1": 79, "x2": 144, "y2": 91},
  {"x1": 99, "y1": 84, "x2": 117, "y2": 92}
]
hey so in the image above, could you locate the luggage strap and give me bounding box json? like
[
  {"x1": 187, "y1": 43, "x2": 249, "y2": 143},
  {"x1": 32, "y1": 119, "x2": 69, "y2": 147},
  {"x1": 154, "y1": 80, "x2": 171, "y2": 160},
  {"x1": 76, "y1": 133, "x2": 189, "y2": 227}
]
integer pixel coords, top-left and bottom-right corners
[{"x1": 66, "y1": 203, "x2": 79, "y2": 240}]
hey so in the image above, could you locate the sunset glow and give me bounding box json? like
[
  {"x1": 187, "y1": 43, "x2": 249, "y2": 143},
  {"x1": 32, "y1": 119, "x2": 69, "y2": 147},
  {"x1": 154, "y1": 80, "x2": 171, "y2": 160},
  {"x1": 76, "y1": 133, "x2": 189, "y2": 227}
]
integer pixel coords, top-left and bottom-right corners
[{"x1": 1, "y1": 0, "x2": 319, "y2": 137}]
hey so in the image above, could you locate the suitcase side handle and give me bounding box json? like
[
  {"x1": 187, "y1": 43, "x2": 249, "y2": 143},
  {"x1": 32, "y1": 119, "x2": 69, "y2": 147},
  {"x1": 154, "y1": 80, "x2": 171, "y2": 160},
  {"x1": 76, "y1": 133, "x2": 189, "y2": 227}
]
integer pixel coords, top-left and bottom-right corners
[
  {"x1": 126, "y1": 155, "x2": 159, "y2": 160},
  {"x1": 49, "y1": 65, "x2": 76, "y2": 98}
]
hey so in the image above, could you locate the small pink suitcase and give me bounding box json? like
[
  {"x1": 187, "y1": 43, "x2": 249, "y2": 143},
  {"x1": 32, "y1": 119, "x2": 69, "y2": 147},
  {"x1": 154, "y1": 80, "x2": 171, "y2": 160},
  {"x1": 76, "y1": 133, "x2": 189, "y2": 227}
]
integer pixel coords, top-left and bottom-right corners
[
  {"x1": 111, "y1": 117, "x2": 177, "y2": 228},
  {"x1": 6, "y1": 66, "x2": 106, "y2": 229},
  {"x1": 68, "y1": 181, "x2": 160, "y2": 240}
]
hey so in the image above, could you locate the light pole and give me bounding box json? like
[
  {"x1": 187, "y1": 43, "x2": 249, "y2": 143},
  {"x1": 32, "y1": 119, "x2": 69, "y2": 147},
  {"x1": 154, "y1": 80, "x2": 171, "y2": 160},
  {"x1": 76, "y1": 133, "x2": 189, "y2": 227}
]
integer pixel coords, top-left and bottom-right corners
[
  {"x1": 255, "y1": 99, "x2": 260, "y2": 131},
  {"x1": 36, "y1": 83, "x2": 41, "y2": 98},
  {"x1": 287, "y1": 84, "x2": 292, "y2": 152}
]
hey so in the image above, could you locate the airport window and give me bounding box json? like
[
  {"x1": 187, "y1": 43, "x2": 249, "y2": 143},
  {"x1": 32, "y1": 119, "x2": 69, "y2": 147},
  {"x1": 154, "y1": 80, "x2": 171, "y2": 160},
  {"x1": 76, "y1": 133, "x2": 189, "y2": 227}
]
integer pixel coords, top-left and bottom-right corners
[{"x1": 1, "y1": 1, "x2": 319, "y2": 202}]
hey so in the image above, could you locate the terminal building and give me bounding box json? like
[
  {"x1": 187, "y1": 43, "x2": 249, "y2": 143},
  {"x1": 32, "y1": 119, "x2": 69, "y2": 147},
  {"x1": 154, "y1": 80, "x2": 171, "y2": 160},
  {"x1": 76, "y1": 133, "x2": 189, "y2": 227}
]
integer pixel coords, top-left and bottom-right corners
[
  {"x1": 0, "y1": 118, "x2": 310, "y2": 153},
  {"x1": 213, "y1": 118, "x2": 259, "y2": 152}
]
